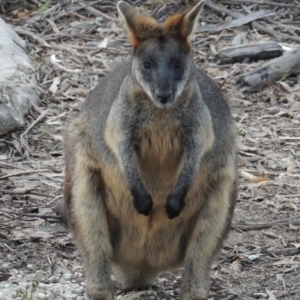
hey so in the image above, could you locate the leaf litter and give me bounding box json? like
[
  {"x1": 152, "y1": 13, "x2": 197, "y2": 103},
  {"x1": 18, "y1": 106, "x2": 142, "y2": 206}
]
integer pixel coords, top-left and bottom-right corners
[{"x1": 0, "y1": 0, "x2": 300, "y2": 299}]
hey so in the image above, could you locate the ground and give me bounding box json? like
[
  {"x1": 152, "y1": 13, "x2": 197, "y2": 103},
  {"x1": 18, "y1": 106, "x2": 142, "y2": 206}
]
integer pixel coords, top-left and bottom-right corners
[{"x1": 0, "y1": 1, "x2": 300, "y2": 299}]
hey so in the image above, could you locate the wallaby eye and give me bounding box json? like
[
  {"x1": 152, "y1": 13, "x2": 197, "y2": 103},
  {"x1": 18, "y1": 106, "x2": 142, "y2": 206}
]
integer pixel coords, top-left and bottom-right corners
[
  {"x1": 174, "y1": 61, "x2": 180, "y2": 69},
  {"x1": 143, "y1": 61, "x2": 150, "y2": 70}
]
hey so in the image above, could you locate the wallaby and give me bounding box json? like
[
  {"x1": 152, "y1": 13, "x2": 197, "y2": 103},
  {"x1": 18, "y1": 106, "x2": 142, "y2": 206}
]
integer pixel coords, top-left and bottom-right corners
[{"x1": 62, "y1": 1, "x2": 238, "y2": 299}]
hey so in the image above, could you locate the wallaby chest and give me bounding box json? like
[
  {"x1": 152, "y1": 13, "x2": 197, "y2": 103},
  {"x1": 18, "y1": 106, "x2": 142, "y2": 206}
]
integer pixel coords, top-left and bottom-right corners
[{"x1": 135, "y1": 118, "x2": 184, "y2": 197}]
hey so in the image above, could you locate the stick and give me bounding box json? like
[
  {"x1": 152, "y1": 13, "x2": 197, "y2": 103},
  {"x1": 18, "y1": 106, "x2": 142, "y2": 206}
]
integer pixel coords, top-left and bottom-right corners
[
  {"x1": 204, "y1": 0, "x2": 300, "y2": 43},
  {"x1": 198, "y1": 10, "x2": 274, "y2": 33},
  {"x1": 263, "y1": 248, "x2": 300, "y2": 257},
  {"x1": 14, "y1": 28, "x2": 50, "y2": 48},
  {"x1": 46, "y1": 194, "x2": 63, "y2": 206},
  {"x1": 236, "y1": 47, "x2": 300, "y2": 92},
  {"x1": 85, "y1": 6, "x2": 115, "y2": 21},
  {"x1": 232, "y1": 214, "x2": 300, "y2": 231},
  {"x1": 214, "y1": 42, "x2": 283, "y2": 64},
  {"x1": 0, "y1": 189, "x2": 54, "y2": 198},
  {"x1": 13, "y1": 213, "x2": 62, "y2": 221},
  {"x1": 20, "y1": 109, "x2": 48, "y2": 155},
  {"x1": 0, "y1": 169, "x2": 50, "y2": 180},
  {"x1": 221, "y1": 0, "x2": 300, "y2": 9}
]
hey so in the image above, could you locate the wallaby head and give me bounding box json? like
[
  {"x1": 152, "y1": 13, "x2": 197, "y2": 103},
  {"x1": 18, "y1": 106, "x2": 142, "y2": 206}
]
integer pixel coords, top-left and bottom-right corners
[{"x1": 117, "y1": 1, "x2": 204, "y2": 108}]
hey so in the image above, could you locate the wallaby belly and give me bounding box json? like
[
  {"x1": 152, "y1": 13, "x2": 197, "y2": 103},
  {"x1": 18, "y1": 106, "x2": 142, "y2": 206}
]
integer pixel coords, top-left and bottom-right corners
[
  {"x1": 107, "y1": 201, "x2": 197, "y2": 271},
  {"x1": 102, "y1": 127, "x2": 196, "y2": 270}
]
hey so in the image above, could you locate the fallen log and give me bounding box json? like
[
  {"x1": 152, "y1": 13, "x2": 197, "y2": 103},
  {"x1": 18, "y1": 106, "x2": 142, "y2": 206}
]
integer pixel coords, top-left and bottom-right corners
[
  {"x1": 214, "y1": 42, "x2": 283, "y2": 64},
  {"x1": 236, "y1": 47, "x2": 300, "y2": 92}
]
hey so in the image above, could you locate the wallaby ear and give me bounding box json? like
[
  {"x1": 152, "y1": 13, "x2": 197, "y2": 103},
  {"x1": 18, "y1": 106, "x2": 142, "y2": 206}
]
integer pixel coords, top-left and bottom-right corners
[
  {"x1": 164, "y1": 0, "x2": 204, "y2": 43},
  {"x1": 117, "y1": 1, "x2": 158, "y2": 47}
]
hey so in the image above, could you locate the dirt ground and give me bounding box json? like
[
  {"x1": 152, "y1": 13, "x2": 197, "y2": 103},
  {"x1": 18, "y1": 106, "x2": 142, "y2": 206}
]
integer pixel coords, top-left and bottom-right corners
[{"x1": 1, "y1": 1, "x2": 300, "y2": 299}]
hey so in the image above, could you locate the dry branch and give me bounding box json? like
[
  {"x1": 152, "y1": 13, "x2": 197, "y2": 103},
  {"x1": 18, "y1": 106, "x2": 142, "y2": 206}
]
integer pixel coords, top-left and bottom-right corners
[
  {"x1": 221, "y1": 0, "x2": 300, "y2": 9},
  {"x1": 263, "y1": 248, "x2": 300, "y2": 257},
  {"x1": 214, "y1": 42, "x2": 283, "y2": 64},
  {"x1": 205, "y1": 0, "x2": 300, "y2": 42},
  {"x1": 236, "y1": 47, "x2": 300, "y2": 92},
  {"x1": 232, "y1": 214, "x2": 300, "y2": 231},
  {"x1": 198, "y1": 10, "x2": 273, "y2": 33}
]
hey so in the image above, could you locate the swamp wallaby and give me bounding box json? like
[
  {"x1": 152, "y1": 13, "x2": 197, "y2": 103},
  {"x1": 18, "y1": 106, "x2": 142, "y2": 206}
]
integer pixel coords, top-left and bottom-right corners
[{"x1": 62, "y1": 1, "x2": 238, "y2": 299}]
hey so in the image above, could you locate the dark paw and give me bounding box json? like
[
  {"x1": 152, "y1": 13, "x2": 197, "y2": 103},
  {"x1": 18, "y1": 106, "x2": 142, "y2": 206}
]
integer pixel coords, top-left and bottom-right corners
[
  {"x1": 131, "y1": 188, "x2": 153, "y2": 216},
  {"x1": 165, "y1": 194, "x2": 185, "y2": 219}
]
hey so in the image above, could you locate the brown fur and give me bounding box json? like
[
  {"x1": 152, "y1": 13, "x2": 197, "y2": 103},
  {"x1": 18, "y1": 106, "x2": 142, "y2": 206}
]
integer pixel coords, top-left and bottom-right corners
[
  {"x1": 118, "y1": 1, "x2": 201, "y2": 49},
  {"x1": 62, "y1": 1, "x2": 238, "y2": 300}
]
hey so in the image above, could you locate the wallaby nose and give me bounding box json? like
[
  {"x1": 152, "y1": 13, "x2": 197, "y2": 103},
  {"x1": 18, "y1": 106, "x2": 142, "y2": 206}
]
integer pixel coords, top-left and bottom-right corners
[{"x1": 156, "y1": 92, "x2": 171, "y2": 104}]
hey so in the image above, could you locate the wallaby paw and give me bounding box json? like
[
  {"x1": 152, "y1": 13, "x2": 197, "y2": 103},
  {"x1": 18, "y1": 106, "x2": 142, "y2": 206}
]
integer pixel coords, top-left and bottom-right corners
[
  {"x1": 165, "y1": 194, "x2": 185, "y2": 219},
  {"x1": 86, "y1": 290, "x2": 114, "y2": 300},
  {"x1": 132, "y1": 189, "x2": 153, "y2": 216}
]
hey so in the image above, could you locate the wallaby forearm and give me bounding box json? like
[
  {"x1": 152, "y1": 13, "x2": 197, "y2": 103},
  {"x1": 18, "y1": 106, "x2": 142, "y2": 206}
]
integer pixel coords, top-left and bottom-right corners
[
  {"x1": 166, "y1": 133, "x2": 202, "y2": 218},
  {"x1": 115, "y1": 132, "x2": 153, "y2": 216}
]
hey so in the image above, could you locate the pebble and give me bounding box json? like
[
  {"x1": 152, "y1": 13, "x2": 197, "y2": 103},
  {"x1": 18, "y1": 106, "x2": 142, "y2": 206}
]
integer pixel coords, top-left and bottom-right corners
[
  {"x1": 1, "y1": 263, "x2": 10, "y2": 271},
  {"x1": 63, "y1": 273, "x2": 73, "y2": 281},
  {"x1": 36, "y1": 270, "x2": 46, "y2": 279},
  {"x1": 35, "y1": 293, "x2": 48, "y2": 300},
  {"x1": 27, "y1": 264, "x2": 37, "y2": 271},
  {"x1": 71, "y1": 286, "x2": 84, "y2": 295},
  {"x1": 49, "y1": 276, "x2": 60, "y2": 283},
  {"x1": 7, "y1": 254, "x2": 15, "y2": 261},
  {"x1": 64, "y1": 292, "x2": 77, "y2": 300}
]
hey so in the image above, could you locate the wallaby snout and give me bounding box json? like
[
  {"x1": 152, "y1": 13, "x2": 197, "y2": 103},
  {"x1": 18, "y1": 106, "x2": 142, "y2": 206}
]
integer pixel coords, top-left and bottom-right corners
[
  {"x1": 155, "y1": 80, "x2": 172, "y2": 105},
  {"x1": 156, "y1": 91, "x2": 171, "y2": 105}
]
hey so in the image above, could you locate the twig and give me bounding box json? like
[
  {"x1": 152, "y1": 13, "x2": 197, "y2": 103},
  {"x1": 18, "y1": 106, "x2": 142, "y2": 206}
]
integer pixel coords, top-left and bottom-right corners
[
  {"x1": 0, "y1": 189, "x2": 54, "y2": 198},
  {"x1": 85, "y1": 6, "x2": 115, "y2": 21},
  {"x1": 0, "y1": 169, "x2": 50, "y2": 180},
  {"x1": 52, "y1": 0, "x2": 109, "y2": 21},
  {"x1": 263, "y1": 247, "x2": 300, "y2": 257},
  {"x1": 50, "y1": 61, "x2": 81, "y2": 74},
  {"x1": 20, "y1": 109, "x2": 48, "y2": 155},
  {"x1": 221, "y1": 0, "x2": 300, "y2": 9},
  {"x1": 3, "y1": 243, "x2": 14, "y2": 252},
  {"x1": 0, "y1": 162, "x2": 28, "y2": 171},
  {"x1": 14, "y1": 28, "x2": 50, "y2": 48},
  {"x1": 232, "y1": 214, "x2": 300, "y2": 231},
  {"x1": 205, "y1": 0, "x2": 300, "y2": 43},
  {"x1": 47, "y1": 195, "x2": 63, "y2": 206},
  {"x1": 13, "y1": 213, "x2": 62, "y2": 220}
]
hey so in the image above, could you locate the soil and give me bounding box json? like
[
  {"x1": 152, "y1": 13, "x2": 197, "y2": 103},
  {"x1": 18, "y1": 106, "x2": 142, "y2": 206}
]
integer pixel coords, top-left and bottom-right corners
[{"x1": 0, "y1": 1, "x2": 300, "y2": 299}]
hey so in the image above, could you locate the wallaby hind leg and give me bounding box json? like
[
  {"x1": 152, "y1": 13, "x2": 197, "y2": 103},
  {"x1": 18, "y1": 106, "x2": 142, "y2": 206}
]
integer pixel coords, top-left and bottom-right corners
[
  {"x1": 180, "y1": 177, "x2": 237, "y2": 300},
  {"x1": 67, "y1": 159, "x2": 114, "y2": 300},
  {"x1": 116, "y1": 269, "x2": 157, "y2": 291}
]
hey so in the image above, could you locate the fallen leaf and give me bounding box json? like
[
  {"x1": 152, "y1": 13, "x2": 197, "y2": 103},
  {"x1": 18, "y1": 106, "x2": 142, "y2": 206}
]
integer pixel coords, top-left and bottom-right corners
[
  {"x1": 279, "y1": 82, "x2": 293, "y2": 93},
  {"x1": 229, "y1": 259, "x2": 242, "y2": 272},
  {"x1": 50, "y1": 55, "x2": 62, "y2": 63},
  {"x1": 0, "y1": 274, "x2": 12, "y2": 282},
  {"x1": 49, "y1": 77, "x2": 61, "y2": 94},
  {"x1": 16, "y1": 10, "x2": 30, "y2": 19},
  {"x1": 241, "y1": 170, "x2": 268, "y2": 183},
  {"x1": 266, "y1": 289, "x2": 277, "y2": 300},
  {"x1": 98, "y1": 38, "x2": 109, "y2": 49},
  {"x1": 290, "y1": 102, "x2": 300, "y2": 112},
  {"x1": 11, "y1": 139, "x2": 22, "y2": 155},
  {"x1": 287, "y1": 163, "x2": 299, "y2": 174}
]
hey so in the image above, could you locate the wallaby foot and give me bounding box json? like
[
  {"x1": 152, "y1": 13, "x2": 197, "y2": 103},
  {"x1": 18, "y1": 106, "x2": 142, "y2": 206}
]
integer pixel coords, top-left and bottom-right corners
[
  {"x1": 117, "y1": 270, "x2": 155, "y2": 291},
  {"x1": 55, "y1": 197, "x2": 68, "y2": 225},
  {"x1": 86, "y1": 288, "x2": 114, "y2": 300}
]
